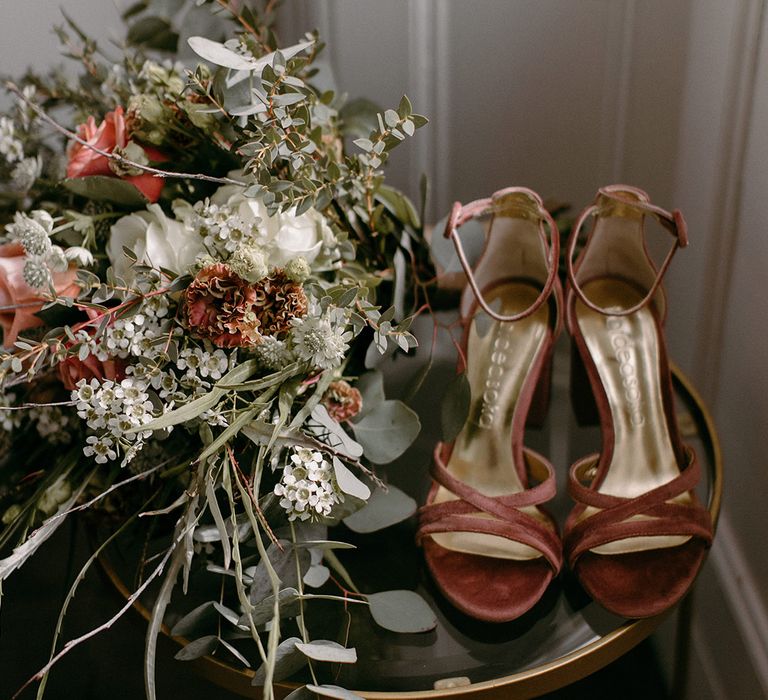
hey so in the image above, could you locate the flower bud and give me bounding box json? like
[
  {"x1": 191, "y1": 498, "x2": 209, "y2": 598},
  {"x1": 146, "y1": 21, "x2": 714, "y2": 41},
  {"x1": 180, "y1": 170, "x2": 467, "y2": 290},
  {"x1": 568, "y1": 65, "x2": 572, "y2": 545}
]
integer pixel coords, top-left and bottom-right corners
[
  {"x1": 229, "y1": 245, "x2": 268, "y2": 283},
  {"x1": 284, "y1": 256, "x2": 311, "y2": 283}
]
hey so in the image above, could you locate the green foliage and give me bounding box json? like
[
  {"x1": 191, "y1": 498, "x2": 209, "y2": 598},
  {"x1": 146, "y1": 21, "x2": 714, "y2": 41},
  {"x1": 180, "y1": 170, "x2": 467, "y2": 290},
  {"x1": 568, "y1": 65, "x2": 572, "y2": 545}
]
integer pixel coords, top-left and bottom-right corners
[
  {"x1": 367, "y1": 590, "x2": 438, "y2": 633},
  {"x1": 342, "y1": 484, "x2": 417, "y2": 534}
]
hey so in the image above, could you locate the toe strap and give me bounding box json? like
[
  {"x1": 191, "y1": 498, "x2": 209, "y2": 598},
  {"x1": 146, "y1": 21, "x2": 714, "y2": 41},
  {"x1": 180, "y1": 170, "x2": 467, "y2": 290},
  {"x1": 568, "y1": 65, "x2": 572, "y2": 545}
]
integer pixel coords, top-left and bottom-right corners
[
  {"x1": 564, "y1": 447, "x2": 713, "y2": 569},
  {"x1": 417, "y1": 510, "x2": 562, "y2": 573},
  {"x1": 417, "y1": 444, "x2": 562, "y2": 574}
]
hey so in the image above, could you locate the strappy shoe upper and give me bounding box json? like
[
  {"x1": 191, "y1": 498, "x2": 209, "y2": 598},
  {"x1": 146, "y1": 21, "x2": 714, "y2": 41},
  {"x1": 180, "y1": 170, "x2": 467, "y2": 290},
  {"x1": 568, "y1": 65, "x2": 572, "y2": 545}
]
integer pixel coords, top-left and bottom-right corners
[
  {"x1": 418, "y1": 444, "x2": 563, "y2": 575},
  {"x1": 564, "y1": 449, "x2": 713, "y2": 569}
]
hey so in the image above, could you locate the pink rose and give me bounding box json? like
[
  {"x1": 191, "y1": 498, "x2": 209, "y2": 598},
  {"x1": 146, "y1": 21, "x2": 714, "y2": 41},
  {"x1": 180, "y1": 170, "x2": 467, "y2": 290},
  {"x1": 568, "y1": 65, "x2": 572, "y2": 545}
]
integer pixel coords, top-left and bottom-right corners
[
  {"x1": 66, "y1": 107, "x2": 168, "y2": 203},
  {"x1": 0, "y1": 242, "x2": 80, "y2": 347},
  {"x1": 58, "y1": 354, "x2": 126, "y2": 391}
]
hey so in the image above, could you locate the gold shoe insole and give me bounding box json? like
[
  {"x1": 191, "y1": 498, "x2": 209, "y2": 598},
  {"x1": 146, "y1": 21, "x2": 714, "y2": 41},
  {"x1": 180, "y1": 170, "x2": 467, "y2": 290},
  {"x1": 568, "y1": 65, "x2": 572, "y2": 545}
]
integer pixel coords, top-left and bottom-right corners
[
  {"x1": 431, "y1": 282, "x2": 551, "y2": 561},
  {"x1": 575, "y1": 278, "x2": 690, "y2": 555}
]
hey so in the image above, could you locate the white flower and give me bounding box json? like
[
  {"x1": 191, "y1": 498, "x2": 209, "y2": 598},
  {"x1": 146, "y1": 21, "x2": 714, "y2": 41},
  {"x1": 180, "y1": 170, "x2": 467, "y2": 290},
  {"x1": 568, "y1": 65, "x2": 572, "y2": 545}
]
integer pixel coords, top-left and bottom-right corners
[
  {"x1": 84, "y1": 435, "x2": 117, "y2": 464},
  {"x1": 255, "y1": 335, "x2": 293, "y2": 370},
  {"x1": 23, "y1": 259, "x2": 51, "y2": 289},
  {"x1": 64, "y1": 246, "x2": 95, "y2": 267},
  {"x1": 107, "y1": 204, "x2": 206, "y2": 281},
  {"x1": 212, "y1": 186, "x2": 333, "y2": 267},
  {"x1": 0, "y1": 116, "x2": 23, "y2": 163},
  {"x1": 6, "y1": 209, "x2": 53, "y2": 246},
  {"x1": 38, "y1": 475, "x2": 72, "y2": 515},
  {"x1": 30, "y1": 405, "x2": 72, "y2": 445},
  {"x1": 274, "y1": 447, "x2": 342, "y2": 521},
  {"x1": 290, "y1": 311, "x2": 351, "y2": 369}
]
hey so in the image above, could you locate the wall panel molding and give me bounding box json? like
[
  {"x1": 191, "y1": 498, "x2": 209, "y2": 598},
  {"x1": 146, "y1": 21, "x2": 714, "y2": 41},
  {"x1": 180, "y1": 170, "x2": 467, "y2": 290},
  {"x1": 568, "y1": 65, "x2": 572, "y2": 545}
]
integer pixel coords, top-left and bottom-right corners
[
  {"x1": 693, "y1": 0, "x2": 765, "y2": 402},
  {"x1": 596, "y1": 0, "x2": 635, "y2": 186},
  {"x1": 407, "y1": 0, "x2": 450, "y2": 220}
]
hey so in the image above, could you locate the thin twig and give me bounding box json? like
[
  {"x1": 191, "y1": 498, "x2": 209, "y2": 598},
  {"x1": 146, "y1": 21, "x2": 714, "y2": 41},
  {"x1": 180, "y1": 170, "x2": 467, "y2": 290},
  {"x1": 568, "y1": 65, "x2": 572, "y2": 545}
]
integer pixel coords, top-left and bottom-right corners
[
  {"x1": 0, "y1": 400, "x2": 75, "y2": 411},
  {"x1": 13, "y1": 505, "x2": 200, "y2": 699},
  {"x1": 5, "y1": 82, "x2": 247, "y2": 188}
]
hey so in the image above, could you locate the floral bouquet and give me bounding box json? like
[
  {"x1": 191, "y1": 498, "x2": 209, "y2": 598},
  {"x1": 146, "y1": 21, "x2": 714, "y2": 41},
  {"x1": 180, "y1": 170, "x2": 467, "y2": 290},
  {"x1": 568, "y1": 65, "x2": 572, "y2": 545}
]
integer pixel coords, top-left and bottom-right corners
[{"x1": 0, "y1": 2, "x2": 436, "y2": 698}]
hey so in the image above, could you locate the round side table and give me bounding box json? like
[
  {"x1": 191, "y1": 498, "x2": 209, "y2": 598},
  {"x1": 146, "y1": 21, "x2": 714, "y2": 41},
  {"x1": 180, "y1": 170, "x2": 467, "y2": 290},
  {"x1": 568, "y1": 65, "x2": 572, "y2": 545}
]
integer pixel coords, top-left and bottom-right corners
[{"x1": 101, "y1": 356, "x2": 721, "y2": 700}]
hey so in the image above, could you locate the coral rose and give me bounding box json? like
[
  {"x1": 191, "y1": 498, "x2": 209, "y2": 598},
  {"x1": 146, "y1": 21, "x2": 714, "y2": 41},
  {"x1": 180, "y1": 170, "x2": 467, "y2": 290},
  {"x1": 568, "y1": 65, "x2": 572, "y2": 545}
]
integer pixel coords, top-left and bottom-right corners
[
  {"x1": 58, "y1": 354, "x2": 127, "y2": 391},
  {"x1": 184, "y1": 264, "x2": 307, "y2": 348},
  {"x1": 67, "y1": 106, "x2": 168, "y2": 203},
  {"x1": 0, "y1": 243, "x2": 80, "y2": 347}
]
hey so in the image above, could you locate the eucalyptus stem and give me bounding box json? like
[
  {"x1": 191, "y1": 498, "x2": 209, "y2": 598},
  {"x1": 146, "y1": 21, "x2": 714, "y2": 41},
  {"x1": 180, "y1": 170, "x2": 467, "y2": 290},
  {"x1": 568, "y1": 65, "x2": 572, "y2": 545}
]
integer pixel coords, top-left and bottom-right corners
[
  {"x1": 289, "y1": 521, "x2": 318, "y2": 685},
  {"x1": 221, "y1": 455, "x2": 269, "y2": 666},
  {"x1": 231, "y1": 448, "x2": 283, "y2": 700}
]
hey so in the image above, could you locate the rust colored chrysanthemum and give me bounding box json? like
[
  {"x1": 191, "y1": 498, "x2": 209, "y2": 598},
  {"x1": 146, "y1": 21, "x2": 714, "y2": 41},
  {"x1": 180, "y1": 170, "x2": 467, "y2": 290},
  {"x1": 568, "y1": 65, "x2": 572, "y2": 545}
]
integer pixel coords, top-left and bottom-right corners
[
  {"x1": 322, "y1": 380, "x2": 363, "y2": 422},
  {"x1": 184, "y1": 264, "x2": 307, "y2": 348},
  {"x1": 252, "y1": 270, "x2": 308, "y2": 337}
]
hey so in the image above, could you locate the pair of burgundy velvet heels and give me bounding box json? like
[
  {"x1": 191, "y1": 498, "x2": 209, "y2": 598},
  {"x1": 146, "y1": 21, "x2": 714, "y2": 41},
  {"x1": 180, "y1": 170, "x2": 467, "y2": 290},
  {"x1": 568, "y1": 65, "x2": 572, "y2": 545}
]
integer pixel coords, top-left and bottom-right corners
[{"x1": 416, "y1": 185, "x2": 714, "y2": 622}]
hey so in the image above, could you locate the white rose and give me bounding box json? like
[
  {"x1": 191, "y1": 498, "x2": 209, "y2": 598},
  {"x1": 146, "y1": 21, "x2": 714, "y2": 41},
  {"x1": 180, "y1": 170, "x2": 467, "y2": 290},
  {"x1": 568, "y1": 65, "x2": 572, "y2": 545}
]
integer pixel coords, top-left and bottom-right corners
[
  {"x1": 213, "y1": 188, "x2": 333, "y2": 268},
  {"x1": 107, "y1": 204, "x2": 205, "y2": 281}
]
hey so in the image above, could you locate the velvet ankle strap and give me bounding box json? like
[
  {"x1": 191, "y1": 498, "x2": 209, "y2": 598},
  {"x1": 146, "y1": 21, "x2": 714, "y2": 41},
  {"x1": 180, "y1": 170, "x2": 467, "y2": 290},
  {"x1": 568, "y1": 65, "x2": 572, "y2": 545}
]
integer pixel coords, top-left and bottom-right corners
[
  {"x1": 566, "y1": 186, "x2": 688, "y2": 318},
  {"x1": 444, "y1": 187, "x2": 560, "y2": 323}
]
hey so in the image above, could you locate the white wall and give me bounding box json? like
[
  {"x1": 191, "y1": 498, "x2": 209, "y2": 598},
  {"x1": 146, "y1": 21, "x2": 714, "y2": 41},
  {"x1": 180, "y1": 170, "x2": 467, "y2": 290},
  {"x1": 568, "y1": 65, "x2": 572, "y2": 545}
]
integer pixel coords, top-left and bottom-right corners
[{"x1": 0, "y1": 0, "x2": 121, "y2": 96}]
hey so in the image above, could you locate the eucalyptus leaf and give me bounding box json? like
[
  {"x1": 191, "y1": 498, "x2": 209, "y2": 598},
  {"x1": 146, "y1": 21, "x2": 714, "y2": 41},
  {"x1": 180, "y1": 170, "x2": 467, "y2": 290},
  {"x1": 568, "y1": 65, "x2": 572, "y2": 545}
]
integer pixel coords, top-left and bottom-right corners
[
  {"x1": 303, "y1": 563, "x2": 330, "y2": 588},
  {"x1": 342, "y1": 485, "x2": 416, "y2": 534},
  {"x1": 189, "y1": 36, "x2": 314, "y2": 74},
  {"x1": 174, "y1": 635, "x2": 218, "y2": 661},
  {"x1": 213, "y1": 602, "x2": 242, "y2": 628},
  {"x1": 62, "y1": 176, "x2": 149, "y2": 206},
  {"x1": 295, "y1": 640, "x2": 357, "y2": 664},
  {"x1": 127, "y1": 16, "x2": 178, "y2": 51},
  {"x1": 249, "y1": 541, "x2": 310, "y2": 604},
  {"x1": 134, "y1": 360, "x2": 258, "y2": 433},
  {"x1": 340, "y1": 97, "x2": 381, "y2": 138},
  {"x1": 170, "y1": 601, "x2": 217, "y2": 637},
  {"x1": 332, "y1": 457, "x2": 371, "y2": 501},
  {"x1": 187, "y1": 36, "x2": 257, "y2": 69},
  {"x1": 252, "y1": 636, "x2": 306, "y2": 684},
  {"x1": 441, "y1": 373, "x2": 471, "y2": 442},
  {"x1": 244, "y1": 588, "x2": 301, "y2": 626},
  {"x1": 205, "y1": 478, "x2": 231, "y2": 570},
  {"x1": 376, "y1": 185, "x2": 420, "y2": 229},
  {"x1": 219, "y1": 638, "x2": 251, "y2": 668},
  {"x1": 353, "y1": 370, "x2": 385, "y2": 420},
  {"x1": 0, "y1": 472, "x2": 85, "y2": 581},
  {"x1": 367, "y1": 590, "x2": 437, "y2": 633},
  {"x1": 308, "y1": 405, "x2": 364, "y2": 459},
  {"x1": 305, "y1": 685, "x2": 365, "y2": 700},
  {"x1": 351, "y1": 400, "x2": 420, "y2": 464},
  {"x1": 292, "y1": 540, "x2": 356, "y2": 551}
]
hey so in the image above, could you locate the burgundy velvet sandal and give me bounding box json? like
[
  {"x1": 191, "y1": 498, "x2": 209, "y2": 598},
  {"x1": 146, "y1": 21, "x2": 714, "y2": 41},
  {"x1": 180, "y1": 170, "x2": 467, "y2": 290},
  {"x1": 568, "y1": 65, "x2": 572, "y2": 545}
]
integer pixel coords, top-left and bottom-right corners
[
  {"x1": 563, "y1": 185, "x2": 714, "y2": 619},
  {"x1": 417, "y1": 188, "x2": 563, "y2": 623}
]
